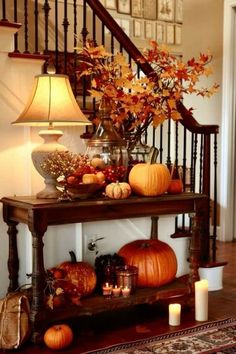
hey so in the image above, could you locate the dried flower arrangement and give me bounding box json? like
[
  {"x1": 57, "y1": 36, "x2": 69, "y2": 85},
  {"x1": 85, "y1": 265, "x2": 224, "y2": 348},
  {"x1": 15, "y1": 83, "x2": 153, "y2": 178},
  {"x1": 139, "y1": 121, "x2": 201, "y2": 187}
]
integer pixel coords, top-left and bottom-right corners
[
  {"x1": 76, "y1": 40, "x2": 219, "y2": 147},
  {"x1": 40, "y1": 151, "x2": 89, "y2": 181}
]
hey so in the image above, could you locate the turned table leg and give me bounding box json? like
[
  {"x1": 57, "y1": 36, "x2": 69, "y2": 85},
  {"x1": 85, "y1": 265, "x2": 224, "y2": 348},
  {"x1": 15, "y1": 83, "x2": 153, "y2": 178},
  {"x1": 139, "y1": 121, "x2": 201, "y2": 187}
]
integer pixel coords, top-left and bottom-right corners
[
  {"x1": 188, "y1": 213, "x2": 200, "y2": 292},
  {"x1": 30, "y1": 229, "x2": 47, "y2": 343},
  {"x1": 188, "y1": 196, "x2": 210, "y2": 292},
  {"x1": 28, "y1": 209, "x2": 48, "y2": 343},
  {"x1": 7, "y1": 221, "x2": 19, "y2": 292}
]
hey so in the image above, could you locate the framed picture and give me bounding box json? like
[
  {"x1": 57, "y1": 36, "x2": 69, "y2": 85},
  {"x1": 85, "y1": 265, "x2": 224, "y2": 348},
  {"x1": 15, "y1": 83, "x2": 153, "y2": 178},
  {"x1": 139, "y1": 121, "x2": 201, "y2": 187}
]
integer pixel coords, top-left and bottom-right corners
[
  {"x1": 175, "y1": 0, "x2": 183, "y2": 23},
  {"x1": 120, "y1": 19, "x2": 130, "y2": 35},
  {"x1": 156, "y1": 22, "x2": 165, "y2": 43},
  {"x1": 133, "y1": 20, "x2": 142, "y2": 37},
  {"x1": 105, "y1": 0, "x2": 116, "y2": 10},
  {"x1": 117, "y1": 0, "x2": 131, "y2": 14},
  {"x1": 143, "y1": 0, "x2": 157, "y2": 20},
  {"x1": 145, "y1": 21, "x2": 155, "y2": 39},
  {"x1": 131, "y1": 0, "x2": 143, "y2": 18},
  {"x1": 175, "y1": 24, "x2": 182, "y2": 45},
  {"x1": 166, "y1": 23, "x2": 174, "y2": 44},
  {"x1": 157, "y1": 0, "x2": 174, "y2": 22}
]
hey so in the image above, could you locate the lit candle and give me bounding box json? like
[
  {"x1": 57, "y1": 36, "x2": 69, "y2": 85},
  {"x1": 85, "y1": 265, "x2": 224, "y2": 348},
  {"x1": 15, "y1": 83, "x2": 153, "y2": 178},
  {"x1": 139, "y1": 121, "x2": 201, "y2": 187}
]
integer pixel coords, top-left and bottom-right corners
[
  {"x1": 122, "y1": 286, "x2": 131, "y2": 297},
  {"x1": 102, "y1": 282, "x2": 112, "y2": 297},
  {"x1": 168, "y1": 303, "x2": 181, "y2": 326},
  {"x1": 112, "y1": 285, "x2": 121, "y2": 297},
  {"x1": 195, "y1": 279, "x2": 208, "y2": 321}
]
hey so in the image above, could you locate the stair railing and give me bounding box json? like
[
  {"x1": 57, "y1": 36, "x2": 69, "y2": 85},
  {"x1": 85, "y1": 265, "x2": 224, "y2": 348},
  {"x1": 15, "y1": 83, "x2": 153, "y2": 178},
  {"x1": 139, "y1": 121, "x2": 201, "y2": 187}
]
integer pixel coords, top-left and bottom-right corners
[{"x1": 0, "y1": 0, "x2": 219, "y2": 262}]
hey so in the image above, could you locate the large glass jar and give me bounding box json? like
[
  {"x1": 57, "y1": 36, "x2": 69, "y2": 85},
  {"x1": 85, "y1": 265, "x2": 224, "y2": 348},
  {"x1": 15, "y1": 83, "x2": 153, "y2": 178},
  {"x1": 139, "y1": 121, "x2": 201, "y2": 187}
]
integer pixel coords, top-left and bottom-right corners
[{"x1": 86, "y1": 99, "x2": 129, "y2": 183}]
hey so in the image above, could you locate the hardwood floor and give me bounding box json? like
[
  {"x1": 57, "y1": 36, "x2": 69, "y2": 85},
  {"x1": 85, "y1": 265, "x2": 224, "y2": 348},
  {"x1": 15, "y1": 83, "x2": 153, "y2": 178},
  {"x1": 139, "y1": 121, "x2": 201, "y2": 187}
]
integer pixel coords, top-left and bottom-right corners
[{"x1": 1, "y1": 241, "x2": 236, "y2": 353}]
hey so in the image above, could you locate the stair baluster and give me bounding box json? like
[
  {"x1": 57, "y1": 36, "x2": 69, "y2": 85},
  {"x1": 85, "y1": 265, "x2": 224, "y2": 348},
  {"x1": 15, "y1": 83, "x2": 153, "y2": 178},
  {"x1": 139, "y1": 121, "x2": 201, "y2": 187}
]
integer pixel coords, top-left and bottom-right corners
[
  {"x1": 1, "y1": 0, "x2": 7, "y2": 21},
  {"x1": 23, "y1": 0, "x2": 29, "y2": 53},
  {"x1": 13, "y1": 0, "x2": 19, "y2": 53}
]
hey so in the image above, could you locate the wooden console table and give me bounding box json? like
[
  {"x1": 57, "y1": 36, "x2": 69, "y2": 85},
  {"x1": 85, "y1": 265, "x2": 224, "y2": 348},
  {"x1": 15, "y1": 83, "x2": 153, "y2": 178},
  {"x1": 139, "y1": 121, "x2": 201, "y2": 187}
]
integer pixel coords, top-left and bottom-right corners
[{"x1": 1, "y1": 193, "x2": 209, "y2": 342}]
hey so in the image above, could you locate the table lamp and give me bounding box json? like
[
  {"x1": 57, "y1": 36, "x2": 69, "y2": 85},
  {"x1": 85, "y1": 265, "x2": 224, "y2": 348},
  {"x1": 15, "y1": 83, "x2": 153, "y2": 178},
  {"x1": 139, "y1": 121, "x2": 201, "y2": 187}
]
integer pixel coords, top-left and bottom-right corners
[{"x1": 12, "y1": 73, "x2": 91, "y2": 199}]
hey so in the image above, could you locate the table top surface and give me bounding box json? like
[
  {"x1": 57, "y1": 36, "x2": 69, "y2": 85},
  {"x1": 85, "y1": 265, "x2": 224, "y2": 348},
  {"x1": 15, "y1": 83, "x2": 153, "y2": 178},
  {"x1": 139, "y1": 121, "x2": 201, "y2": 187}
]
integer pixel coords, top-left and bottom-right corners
[{"x1": 1, "y1": 192, "x2": 208, "y2": 209}]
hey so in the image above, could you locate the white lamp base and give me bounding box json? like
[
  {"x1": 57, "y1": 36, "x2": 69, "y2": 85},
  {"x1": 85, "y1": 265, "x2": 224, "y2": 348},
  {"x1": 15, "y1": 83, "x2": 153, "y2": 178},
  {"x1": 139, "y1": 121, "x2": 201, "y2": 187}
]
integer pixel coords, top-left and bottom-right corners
[
  {"x1": 36, "y1": 177, "x2": 62, "y2": 199},
  {"x1": 31, "y1": 129, "x2": 67, "y2": 199}
]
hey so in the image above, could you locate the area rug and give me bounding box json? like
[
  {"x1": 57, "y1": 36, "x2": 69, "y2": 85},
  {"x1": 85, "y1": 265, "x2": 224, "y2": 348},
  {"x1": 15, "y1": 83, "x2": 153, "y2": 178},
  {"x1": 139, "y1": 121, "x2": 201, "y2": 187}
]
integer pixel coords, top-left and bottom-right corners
[{"x1": 83, "y1": 318, "x2": 236, "y2": 354}]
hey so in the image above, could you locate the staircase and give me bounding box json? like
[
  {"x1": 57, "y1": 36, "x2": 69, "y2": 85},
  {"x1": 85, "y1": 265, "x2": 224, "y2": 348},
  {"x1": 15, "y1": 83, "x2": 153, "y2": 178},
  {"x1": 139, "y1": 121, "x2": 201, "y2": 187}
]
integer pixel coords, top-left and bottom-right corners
[{"x1": 0, "y1": 0, "x2": 219, "y2": 264}]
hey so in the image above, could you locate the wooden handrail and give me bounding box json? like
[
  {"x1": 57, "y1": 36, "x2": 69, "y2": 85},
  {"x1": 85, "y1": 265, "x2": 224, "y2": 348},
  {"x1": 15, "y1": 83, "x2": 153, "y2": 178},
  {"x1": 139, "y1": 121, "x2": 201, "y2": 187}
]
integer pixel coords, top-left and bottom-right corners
[
  {"x1": 177, "y1": 102, "x2": 219, "y2": 135},
  {"x1": 85, "y1": 0, "x2": 151, "y2": 73}
]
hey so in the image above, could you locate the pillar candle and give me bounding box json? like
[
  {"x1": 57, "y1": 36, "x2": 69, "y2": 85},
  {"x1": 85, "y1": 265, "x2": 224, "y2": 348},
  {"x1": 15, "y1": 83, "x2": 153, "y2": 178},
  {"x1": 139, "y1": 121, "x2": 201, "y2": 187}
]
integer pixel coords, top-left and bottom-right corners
[
  {"x1": 169, "y1": 303, "x2": 181, "y2": 326},
  {"x1": 195, "y1": 279, "x2": 208, "y2": 321}
]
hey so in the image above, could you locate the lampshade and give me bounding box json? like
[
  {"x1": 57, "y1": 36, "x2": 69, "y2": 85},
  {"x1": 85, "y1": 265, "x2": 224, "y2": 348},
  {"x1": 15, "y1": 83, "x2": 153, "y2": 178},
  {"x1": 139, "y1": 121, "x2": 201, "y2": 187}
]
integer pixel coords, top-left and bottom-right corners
[
  {"x1": 12, "y1": 74, "x2": 91, "y2": 126},
  {"x1": 12, "y1": 73, "x2": 91, "y2": 199}
]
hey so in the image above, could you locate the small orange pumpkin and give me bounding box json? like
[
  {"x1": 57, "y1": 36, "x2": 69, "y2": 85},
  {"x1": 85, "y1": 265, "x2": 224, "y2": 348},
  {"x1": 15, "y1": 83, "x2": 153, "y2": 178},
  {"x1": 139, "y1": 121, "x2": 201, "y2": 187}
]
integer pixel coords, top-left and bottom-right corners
[
  {"x1": 118, "y1": 239, "x2": 177, "y2": 287},
  {"x1": 168, "y1": 179, "x2": 183, "y2": 194},
  {"x1": 44, "y1": 324, "x2": 73, "y2": 350},
  {"x1": 128, "y1": 163, "x2": 171, "y2": 196},
  {"x1": 105, "y1": 181, "x2": 131, "y2": 199}
]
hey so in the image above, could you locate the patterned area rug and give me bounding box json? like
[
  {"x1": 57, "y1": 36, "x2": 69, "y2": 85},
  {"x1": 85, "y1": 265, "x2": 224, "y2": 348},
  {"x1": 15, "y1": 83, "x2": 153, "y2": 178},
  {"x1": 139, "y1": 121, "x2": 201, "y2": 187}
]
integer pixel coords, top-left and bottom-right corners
[{"x1": 83, "y1": 318, "x2": 236, "y2": 354}]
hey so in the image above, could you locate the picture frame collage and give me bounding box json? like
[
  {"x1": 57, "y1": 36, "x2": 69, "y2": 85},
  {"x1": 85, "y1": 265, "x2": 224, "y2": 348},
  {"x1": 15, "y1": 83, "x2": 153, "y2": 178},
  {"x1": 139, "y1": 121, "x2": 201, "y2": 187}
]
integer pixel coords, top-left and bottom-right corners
[{"x1": 100, "y1": 0, "x2": 183, "y2": 46}]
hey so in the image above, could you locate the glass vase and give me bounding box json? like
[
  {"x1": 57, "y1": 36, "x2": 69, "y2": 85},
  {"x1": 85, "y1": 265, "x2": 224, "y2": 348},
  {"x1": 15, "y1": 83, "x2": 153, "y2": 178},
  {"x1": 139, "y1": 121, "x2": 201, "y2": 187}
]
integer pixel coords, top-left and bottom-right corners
[{"x1": 86, "y1": 99, "x2": 129, "y2": 183}]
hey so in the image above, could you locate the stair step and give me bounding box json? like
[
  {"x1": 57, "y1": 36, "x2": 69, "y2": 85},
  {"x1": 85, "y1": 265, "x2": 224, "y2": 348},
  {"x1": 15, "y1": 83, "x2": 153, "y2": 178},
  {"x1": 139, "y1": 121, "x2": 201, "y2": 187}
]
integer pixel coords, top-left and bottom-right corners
[
  {"x1": 0, "y1": 20, "x2": 21, "y2": 52},
  {"x1": 170, "y1": 229, "x2": 192, "y2": 238}
]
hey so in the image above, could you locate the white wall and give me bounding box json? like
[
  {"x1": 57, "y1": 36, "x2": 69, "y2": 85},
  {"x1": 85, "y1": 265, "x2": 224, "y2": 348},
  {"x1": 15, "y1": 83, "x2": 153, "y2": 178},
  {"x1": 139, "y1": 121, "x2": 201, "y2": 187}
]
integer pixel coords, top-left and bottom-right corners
[
  {"x1": 182, "y1": 0, "x2": 224, "y2": 239},
  {"x1": 182, "y1": 0, "x2": 223, "y2": 127}
]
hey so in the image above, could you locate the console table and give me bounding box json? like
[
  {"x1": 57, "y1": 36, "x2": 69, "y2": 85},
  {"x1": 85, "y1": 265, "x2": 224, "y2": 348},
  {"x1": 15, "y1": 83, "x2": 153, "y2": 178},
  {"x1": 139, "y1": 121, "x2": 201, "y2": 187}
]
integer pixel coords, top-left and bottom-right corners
[{"x1": 1, "y1": 193, "x2": 209, "y2": 342}]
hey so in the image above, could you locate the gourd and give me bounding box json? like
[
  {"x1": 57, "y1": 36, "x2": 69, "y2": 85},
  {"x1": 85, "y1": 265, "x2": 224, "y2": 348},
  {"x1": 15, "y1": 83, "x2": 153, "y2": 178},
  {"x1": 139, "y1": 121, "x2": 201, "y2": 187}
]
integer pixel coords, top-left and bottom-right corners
[
  {"x1": 105, "y1": 181, "x2": 131, "y2": 199},
  {"x1": 128, "y1": 163, "x2": 171, "y2": 196},
  {"x1": 44, "y1": 324, "x2": 73, "y2": 349},
  {"x1": 58, "y1": 251, "x2": 97, "y2": 297},
  {"x1": 118, "y1": 239, "x2": 177, "y2": 287}
]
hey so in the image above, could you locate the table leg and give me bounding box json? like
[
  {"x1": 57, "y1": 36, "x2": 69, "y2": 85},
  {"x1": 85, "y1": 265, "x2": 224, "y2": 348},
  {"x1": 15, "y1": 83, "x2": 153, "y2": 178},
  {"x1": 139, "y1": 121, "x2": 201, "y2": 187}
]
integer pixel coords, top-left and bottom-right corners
[
  {"x1": 188, "y1": 196, "x2": 209, "y2": 291},
  {"x1": 30, "y1": 229, "x2": 47, "y2": 343},
  {"x1": 7, "y1": 221, "x2": 19, "y2": 292},
  {"x1": 28, "y1": 209, "x2": 48, "y2": 343},
  {"x1": 188, "y1": 213, "x2": 200, "y2": 292}
]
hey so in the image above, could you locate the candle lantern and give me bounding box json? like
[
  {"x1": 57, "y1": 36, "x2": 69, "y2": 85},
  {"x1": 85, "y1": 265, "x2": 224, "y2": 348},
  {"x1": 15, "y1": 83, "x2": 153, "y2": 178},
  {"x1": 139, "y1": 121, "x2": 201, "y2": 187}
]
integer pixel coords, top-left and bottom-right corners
[{"x1": 116, "y1": 265, "x2": 138, "y2": 294}]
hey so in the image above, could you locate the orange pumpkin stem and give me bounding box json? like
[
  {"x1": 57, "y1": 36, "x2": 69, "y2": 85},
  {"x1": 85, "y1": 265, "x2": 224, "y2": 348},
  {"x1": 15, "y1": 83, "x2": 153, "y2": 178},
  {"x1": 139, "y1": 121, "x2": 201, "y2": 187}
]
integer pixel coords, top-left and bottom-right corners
[{"x1": 69, "y1": 250, "x2": 77, "y2": 263}]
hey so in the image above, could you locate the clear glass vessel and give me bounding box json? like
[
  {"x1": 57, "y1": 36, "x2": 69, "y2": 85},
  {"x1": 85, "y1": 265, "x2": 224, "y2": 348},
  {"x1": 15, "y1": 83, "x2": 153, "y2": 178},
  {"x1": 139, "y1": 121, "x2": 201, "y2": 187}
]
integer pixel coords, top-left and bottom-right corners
[{"x1": 86, "y1": 99, "x2": 129, "y2": 182}]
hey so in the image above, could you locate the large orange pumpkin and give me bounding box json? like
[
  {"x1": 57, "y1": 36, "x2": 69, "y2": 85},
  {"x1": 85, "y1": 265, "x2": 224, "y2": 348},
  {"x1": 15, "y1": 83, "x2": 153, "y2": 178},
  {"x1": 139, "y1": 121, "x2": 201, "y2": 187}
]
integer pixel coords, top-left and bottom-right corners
[
  {"x1": 118, "y1": 239, "x2": 177, "y2": 287},
  {"x1": 44, "y1": 324, "x2": 73, "y2": 350},
  {"x1": 128, "y1": 163, "x2": 171, "y2": 196},
  {"x1": 58, "y1": 251, "x2": 97, "y2": 297}
]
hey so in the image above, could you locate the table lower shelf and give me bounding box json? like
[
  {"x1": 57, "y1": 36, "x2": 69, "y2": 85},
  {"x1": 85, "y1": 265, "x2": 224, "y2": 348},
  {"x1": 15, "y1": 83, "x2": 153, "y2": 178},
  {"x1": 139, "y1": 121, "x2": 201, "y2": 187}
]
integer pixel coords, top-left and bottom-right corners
[{"x1": 44, "y1": 278, "x2": 192, "y2": 324}]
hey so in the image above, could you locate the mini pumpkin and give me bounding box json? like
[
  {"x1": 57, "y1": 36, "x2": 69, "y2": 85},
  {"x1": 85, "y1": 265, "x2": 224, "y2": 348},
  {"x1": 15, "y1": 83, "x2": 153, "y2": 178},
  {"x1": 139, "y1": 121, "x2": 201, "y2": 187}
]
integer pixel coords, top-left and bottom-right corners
[
  {"x1": 118, "y1": 239, "x2": 177, "y2": 287},
  {"x1": 105, "y1": 181, "x2": 131, "y2": 199},
  {"x1": 44, "y1": 324, "x2": 73, "y2": 350},
  {"x1": 58, "y1": 251, "x2": 97, "y2": 297},
  {"x1": 168, "y1": 179, "x2": 183, "y2": 194},
  {"x1": 128, "y1": 163, "x2": 171, "y2": 196}
]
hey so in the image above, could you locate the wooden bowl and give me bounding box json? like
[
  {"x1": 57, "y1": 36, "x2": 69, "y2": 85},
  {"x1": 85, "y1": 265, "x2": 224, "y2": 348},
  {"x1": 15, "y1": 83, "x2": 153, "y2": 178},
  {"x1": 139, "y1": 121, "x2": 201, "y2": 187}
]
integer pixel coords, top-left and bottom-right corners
[{"x1": 66, "y1": 183, "x2": 105, "y2": 199}]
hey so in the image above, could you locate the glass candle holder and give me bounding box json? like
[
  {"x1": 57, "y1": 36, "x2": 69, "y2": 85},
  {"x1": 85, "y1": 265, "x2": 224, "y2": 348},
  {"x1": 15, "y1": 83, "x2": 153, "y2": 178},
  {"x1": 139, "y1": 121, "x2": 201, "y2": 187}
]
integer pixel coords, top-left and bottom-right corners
[
  {"x1": 121, "y1": 286, "x2": 131, "y2": 297},
  {"x1": 102, "y1": 282, "x2": 113, "y2": 298},
  {"x1": 112, "y1": 285, "x2": 121, "y2": 297}
]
